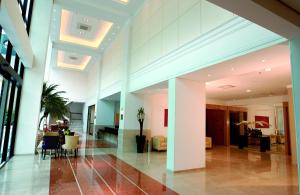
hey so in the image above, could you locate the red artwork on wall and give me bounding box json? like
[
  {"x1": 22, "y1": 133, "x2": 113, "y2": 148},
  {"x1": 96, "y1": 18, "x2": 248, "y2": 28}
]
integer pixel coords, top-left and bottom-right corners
[
  {"x1": 255, "y1": 115, "x2": 269, "y2": 128},
  {"x1": 164, "y1": 109, "x2": 168, "y2": 127}
]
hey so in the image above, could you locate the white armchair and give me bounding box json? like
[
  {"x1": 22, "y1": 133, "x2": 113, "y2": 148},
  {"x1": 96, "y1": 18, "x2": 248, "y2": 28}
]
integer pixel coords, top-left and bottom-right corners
[{"x1": 152, "y1": 136, "x2": 167, "y2": 151}]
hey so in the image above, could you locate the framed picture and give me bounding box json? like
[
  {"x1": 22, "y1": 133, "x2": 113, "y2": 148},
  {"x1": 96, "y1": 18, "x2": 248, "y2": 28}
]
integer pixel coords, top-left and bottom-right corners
[
  {"x1": 255, "y1": 115, "x2": 269, "y2": 128},
  {"x1": 164, "y1": 109, "x2": 168, "y2": 127}
]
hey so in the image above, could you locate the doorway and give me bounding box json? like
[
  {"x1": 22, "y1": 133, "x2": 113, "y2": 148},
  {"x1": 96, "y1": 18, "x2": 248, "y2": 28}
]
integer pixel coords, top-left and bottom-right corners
[
  {"x1": 87, "y1": 105, "x2": 95, "y2": 136},
  {"x1": 206, "y1": 109, "x2": 226, "y2": 145}
]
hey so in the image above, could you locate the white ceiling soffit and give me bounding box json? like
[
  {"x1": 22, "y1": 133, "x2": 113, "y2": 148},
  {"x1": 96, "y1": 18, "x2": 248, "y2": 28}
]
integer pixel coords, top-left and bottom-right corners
[
  {"x1": 50, "y1": 0, "x2": 144, "y2": 71},
  {"x1": 208, "y1": 0, "x2": 300, "y2": 39},
  {"x1": 134, "y1": 43, "x2": 291, "y2": 100},
  {"x1": 280, "y1": 0, "x2": 300, "y2": 13},
  {"x1": 0, "y1": 0, "x2": 33, "y2": 68}
]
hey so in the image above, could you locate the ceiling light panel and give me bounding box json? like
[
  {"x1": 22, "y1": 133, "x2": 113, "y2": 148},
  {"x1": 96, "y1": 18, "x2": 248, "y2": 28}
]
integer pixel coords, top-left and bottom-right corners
[
  {"x1": 57, "y1": 50, "x2": 91, "y2": 70},
  {"x1": 60, "y1": 9, "x2": 113, "y2": 48}
]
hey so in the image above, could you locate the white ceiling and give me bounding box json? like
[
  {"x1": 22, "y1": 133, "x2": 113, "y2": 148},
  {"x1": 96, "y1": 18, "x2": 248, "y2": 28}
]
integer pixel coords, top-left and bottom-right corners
[
  {"x1": 135, "y1": 43, "x2": 292, "y2": 100},
  {"x1": 50, "y1": 0, "x2": 145, "y2": 71}
]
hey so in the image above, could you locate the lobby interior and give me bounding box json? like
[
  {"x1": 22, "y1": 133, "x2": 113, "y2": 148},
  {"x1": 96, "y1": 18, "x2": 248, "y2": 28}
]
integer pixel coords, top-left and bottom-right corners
[{"x1": 0, "y1": 0, "x2": 300, "y2": 195}]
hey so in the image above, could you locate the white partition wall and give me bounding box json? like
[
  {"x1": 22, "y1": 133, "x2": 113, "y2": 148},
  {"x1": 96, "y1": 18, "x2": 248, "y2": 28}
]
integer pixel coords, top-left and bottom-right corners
[
  {"x1": 289, "y1": 37, "x2": 300, "y2": 192},
  {"x1": 167, "y1": 78, "x2": 206, "y2": 171}
]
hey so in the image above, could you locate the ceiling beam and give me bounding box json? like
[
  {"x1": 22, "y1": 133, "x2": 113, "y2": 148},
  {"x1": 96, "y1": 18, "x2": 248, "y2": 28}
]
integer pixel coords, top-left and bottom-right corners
[
  {"x1": 54, "y1": 0, "x2": 128, "y2": 24},
  {"x1": 52, "y1": 41, "x2": 100, "y2": 56},
  {"x1": 208, "y1": 0, "x2": 300, "y2": 39}
]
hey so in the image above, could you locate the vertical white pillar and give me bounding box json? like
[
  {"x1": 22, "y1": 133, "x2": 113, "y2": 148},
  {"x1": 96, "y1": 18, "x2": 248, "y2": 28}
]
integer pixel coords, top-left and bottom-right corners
[
  {"x1": 15, "y1": 1, "x2": 53, "y2": 154},
  {"x1": 167, "y1": 78, "x2": 206, "y2": 171},
  {"x1": 289, "y1": 37, "x2": 300, "y2": 192}
]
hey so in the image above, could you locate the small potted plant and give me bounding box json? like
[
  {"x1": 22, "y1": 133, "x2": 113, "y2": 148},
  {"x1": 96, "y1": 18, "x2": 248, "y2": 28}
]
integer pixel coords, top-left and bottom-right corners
[{"x1": 136, "y1": 107, "x2": 146, "y2": 153}]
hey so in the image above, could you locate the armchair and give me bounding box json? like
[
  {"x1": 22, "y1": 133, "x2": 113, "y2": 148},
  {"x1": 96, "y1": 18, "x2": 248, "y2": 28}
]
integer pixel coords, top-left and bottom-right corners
[
  {"x1": 62, "y1": 135, "x2": 79, "y2": 157},
  {"x1": 152, "y1": 136, "x2": 167, "y2": 151},
  {"x1": 42, "y1": 136, "x2": 60, "y2": 159}
]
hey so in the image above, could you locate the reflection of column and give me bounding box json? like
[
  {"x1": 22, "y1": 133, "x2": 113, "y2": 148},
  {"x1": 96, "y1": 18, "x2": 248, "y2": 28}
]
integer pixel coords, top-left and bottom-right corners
[
  {"x1": 15, "y1": 0, "x2": 53, "y2": 154},
  {"x1": 167, "y1": 78, "x2": 206, "y2": 171},
  {"x1": 289, "y1": 37, "x2": 300, "y2": 192},
  {"x1": 287, "y1": 87, "x2": 297, "y2": 164}
]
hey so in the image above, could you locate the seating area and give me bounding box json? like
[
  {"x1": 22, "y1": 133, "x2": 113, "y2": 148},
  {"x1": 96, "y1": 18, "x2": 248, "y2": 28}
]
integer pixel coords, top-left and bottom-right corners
[{"x1": 38, "y1": 125, "x2": 79, "y2": 159}]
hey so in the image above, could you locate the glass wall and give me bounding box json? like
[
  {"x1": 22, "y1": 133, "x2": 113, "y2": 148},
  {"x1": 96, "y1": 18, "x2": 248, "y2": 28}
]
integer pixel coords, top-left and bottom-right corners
[{"x1": 0, "y1": 0, "x2": 33, "y2": 167}]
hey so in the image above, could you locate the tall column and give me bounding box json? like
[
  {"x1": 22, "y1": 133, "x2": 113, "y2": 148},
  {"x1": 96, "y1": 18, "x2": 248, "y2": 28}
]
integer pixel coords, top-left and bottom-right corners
[
  {"x1": 287, "y1": 86, "x2": 297, "y2": 164},
  {"x1": 167, "y1": 78, "x2": 206, "y2": 171},
  {"x1": 15, "y1": 0, "x2": 53, "y2": 154},
  {"x1": 289, "y1": 36, "x2": 300, "y2": 192}
]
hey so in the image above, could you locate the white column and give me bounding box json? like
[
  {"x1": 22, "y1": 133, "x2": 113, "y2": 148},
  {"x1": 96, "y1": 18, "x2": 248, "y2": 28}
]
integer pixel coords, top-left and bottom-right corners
[
  {"x1": 15, "y1": 0, "x2": 53, "y2": 154},
  {"x1": 167, "y1": 78, "x2": 206, "y2": 171},
  {"x1": 289, "y1": 37, "x2": 300, "y2": 192}
]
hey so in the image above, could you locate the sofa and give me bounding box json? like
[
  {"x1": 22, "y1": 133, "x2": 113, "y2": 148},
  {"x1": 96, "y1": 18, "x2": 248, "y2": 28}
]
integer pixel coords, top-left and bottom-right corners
[{"x1": 152, "y1": 136, "x2": 167, "y2": 151}]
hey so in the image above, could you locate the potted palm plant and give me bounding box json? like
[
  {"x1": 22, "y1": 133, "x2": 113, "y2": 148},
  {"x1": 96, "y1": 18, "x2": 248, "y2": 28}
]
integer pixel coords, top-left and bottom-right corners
[
  {"x1": 136, "y1": 107, "x2": 146, "y2": 153},
  {"x1": 39, "y1": 82, "x2": 68, "y2": 130}
]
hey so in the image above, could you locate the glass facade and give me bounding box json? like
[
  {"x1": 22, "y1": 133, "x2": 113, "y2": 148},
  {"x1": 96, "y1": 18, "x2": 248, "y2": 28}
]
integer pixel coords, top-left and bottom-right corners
[{"x1": 0, "y1": 0, "x2": 33, "y2": 167}]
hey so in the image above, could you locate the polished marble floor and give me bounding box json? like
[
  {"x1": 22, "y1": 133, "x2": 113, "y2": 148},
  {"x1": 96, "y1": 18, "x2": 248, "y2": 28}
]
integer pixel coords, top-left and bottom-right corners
[
  {"x1": 79, "y1": 139, "x2": 117, "y2": 149},
  {"x1": 0, "y1": 138, "x2": 298, "y2": 195},
  {"x1": 50, "y1": 154, "x2": 178, "y2": 194}
]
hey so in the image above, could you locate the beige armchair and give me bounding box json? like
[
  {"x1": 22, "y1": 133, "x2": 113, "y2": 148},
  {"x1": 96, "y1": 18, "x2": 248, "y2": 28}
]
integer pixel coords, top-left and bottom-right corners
[
  {"x1": 206, "y1": 137, "x2": 212, "y2": 149},
  {"x1": 62, "y1": 135, "x2": 79, "y2": 157},
  {"x1": 277, "y1": 135, "x2": 285, "y2": 144},
  {"x1": 152, "y1": 136, "x2": 167, "y2": 151},
  {"x1": 270, "y1": 135, "x2": 277, "y2": 144}
]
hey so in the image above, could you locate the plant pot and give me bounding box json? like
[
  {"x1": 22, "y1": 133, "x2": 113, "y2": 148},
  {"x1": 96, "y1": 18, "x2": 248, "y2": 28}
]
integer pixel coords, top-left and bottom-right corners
[{"x1": 136, "y1": 135, "x2": 146, "y2": 153}]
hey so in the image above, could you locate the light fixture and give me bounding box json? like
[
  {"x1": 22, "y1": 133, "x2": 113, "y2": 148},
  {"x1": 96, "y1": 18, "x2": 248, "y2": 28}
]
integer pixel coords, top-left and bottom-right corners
[
  {"x1": 265, "y1": 67, "x2": 272, "y2": 72},
  {"x1": 60, "y1": 9, "x2": 113, "y2": 48},
  {"x1": 113, "y1": 0, "x2": 129, "y2": 5},
  {"x1": 57, "y1": 51, "x2": 91, "y2": 70},
  {"x1": 261, "y1": 59, "x2": 266, "y2": 63},
  {"x1": 246, "y1": 89, "x2": 252, "y2": 93},
  {"x1": 207, "y1": 74, "x2": 212, "y2": 77}
]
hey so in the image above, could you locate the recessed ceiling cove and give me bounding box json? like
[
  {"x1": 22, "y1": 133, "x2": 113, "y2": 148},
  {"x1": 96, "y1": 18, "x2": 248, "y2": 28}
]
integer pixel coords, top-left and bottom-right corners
[
  {"x1": 60, "y1": 9, "x2": 113, "y2": 48},
  {"x1": 113, "y1": 0, "x2": 130, "y2": 5},
  {"x1": 57, "y1": 50, "x2": 91, "y2": 70}
]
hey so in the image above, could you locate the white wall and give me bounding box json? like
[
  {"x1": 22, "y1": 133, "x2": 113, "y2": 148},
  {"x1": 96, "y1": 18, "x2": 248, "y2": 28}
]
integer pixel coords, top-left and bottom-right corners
[
  {"x1": 130, "y1": 0, "x2": 235, "y2": 74},
  {"x1": 96, "y1": 100, "x2": 115, "y2": 126},
  {"x1": 47, "y1": 68, "x2": 88, "y2": 102},
  {"x1": 149, "y1": 93, "x2": 168, "y2": 137},
  {"x1": 100, "y1": 26, "x2": 126, "y2": 98},
  {"x1": 87, "y1": 64, "x2": 97, "y2": 99},
  {"x1": 227, "y1": 95, "x2": 288, "y2": 135}
]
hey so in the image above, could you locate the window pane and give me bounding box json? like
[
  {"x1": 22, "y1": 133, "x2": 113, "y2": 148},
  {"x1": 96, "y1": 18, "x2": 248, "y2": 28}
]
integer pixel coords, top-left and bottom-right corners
[
  {"x1": 0, "y1": 30, "x2": 7, "y2": 58},
  {"x1": 10, "y1": 48, "x2": 17, "y2": 68},
  {"x1": 0, "y1": 80, "x2": 11, "y2": 163},
  {"x1": 6, "y1": 86, "x2": 18, "y2": 159}
]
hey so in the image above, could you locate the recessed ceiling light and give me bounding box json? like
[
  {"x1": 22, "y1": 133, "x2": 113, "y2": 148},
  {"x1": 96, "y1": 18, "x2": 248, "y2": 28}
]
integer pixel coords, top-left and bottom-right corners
[
  {"x1": 265, "y1": 67, "x2": 272, "y2": 72},
  {"x1": 246, "y1": 89, "x2": 252, "y2": 93},
  {"x1": 207, "y1": 74, "x2": 212, "y2": 77},
  {"x1": 231, "y1": 67, "x2": 235, "y2": 71},
  {"x1": 261, "y1": 59, "x2": 265, "y2": 63},
  {"x1": 60, "y1": 9, "x2": 113, "y2": 48},
  {"x1": 113, "y1": 0, "x2": 129, "y2": 5}
]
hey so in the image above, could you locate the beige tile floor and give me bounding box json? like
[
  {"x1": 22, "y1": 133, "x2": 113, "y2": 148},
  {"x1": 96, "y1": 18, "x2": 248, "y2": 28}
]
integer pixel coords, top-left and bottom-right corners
[
  {"x1": 91, "y1": 145, "x2": 299, "y2": 195},
  {"x1": 0, "y1": 142, "x2": 298, "y2": 195}
]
